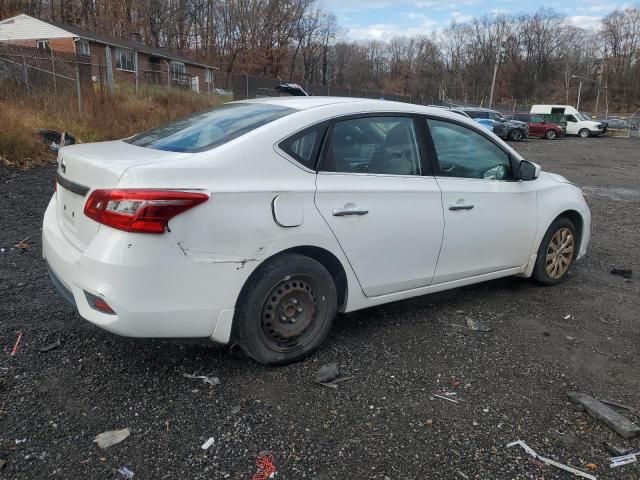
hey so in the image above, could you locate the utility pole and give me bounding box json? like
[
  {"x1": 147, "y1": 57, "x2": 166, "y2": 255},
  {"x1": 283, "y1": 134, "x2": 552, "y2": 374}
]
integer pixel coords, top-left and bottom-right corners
[
  {"x1": 489, "y1": 35, "x2": 506, "y2": 109},
  {"x1": 576, "y1": 81, "x2": 582, "y2": 111}
]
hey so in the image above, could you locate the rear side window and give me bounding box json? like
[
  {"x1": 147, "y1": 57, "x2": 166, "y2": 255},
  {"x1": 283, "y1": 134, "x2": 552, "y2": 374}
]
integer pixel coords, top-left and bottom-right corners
[
  {"x1": 126, "y1": 103, "x2": 295, "y2": 153},
  {"x1": 466, "y1": 111, "x2": 488, "y2": 119},
  {"x1": 279, "y1": 122, "x2": 327, "y2": 170}
]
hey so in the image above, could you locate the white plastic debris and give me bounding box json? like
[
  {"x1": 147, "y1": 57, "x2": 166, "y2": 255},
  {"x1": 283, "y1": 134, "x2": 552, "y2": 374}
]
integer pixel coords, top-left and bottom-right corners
[
  {"x1": 118, "y1": 466, "x2": 135, "y2": 478},
  {"x1": 507, "y1": 440, "x2": 596, "y2": 480},
  {"x1": 610, "y1": 451, "x2": 640, "y2": 468},
  {"x1": 94, "y1": 428, "x2": 130, "y2": 449},
  {"x1": 564, "y1": 314, "x2": 572, "y2": 320},
  {"x1": 183, "y1": 373, "x2": 220, "y2": 386},
  {"x1": 201, "y1": 437, "x2": 215, "y2": 450}
]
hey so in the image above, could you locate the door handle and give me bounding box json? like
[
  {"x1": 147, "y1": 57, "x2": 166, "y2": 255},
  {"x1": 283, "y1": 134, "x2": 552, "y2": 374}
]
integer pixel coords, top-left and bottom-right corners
[
  {"x1": 448, "y1": 204, "x2": 474, "y2": 211},
  {"x1": 332, "y1": 207, "x2": 369, "y2": 216}
]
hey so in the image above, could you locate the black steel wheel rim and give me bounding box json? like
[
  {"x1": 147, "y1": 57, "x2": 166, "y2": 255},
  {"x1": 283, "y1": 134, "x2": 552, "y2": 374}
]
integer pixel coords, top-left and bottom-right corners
[{"x1": 259, "y1": 274, "x2": 326, "y2": 353}]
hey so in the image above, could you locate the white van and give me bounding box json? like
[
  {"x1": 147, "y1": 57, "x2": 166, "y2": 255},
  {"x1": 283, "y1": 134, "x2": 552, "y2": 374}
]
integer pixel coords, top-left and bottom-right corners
[{"x1": 530, "y1": 105, "x2": 606, "y2": 138}]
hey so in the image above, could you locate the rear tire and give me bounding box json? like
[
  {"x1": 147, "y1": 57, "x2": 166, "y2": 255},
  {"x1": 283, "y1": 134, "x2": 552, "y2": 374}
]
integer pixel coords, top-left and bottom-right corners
[
  {"x1": 508, "y1": 129, "x2": 523, "y2": 141},
  {"x1": 533, "y1": 217, "x2": 577, "y2": 286},
  {"x1": 545, "y1": 129, "x2": 557, "y2": 140},
  {"x1": 579, "y1": 128, "x2": 590, "y2": 138},
  {"x1": 234, "y1": 253, "x2": 337, "y2": 365}
]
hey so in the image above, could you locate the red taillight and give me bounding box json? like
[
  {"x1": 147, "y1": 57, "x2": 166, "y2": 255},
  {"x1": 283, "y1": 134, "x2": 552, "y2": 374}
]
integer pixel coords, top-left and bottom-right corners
[{"x1": 84, "y1": 189, "x2": 209, "y2": 234}]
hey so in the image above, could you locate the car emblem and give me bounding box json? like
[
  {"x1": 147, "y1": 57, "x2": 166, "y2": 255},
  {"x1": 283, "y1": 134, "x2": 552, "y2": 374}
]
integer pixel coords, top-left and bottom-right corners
[{"x1": 60, "y1": 158, "x2": 66, "y2": 174}]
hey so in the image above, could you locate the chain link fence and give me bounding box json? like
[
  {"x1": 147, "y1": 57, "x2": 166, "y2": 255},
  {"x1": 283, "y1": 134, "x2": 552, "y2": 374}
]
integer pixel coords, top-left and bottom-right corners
[
  {"x1": 0, "y1": 43, "x2": 86, "y2": 111},
  {"x1": 0, "y1": 43, "x2": 217, "y2": 113}
]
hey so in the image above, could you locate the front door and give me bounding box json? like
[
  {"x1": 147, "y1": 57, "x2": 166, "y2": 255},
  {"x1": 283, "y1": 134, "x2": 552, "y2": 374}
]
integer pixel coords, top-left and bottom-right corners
[
  {"x1": 425, "y1": 118, "x2": 538, "y2": 284},
  {"x1": 565, "y1": 114, "x2": 579, "y2": 135},
  {"x1": 314, "y1": 115, "x2": 445, "y2": 297}
]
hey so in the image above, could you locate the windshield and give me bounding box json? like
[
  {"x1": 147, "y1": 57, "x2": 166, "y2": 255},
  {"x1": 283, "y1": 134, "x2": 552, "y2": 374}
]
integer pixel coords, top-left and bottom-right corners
[
  {"x1": 575, "y1": 112, "x2": 590, "y2": 121},
  {"x1": 126, "y1": 103, "x2": 295, "y2": 152}
]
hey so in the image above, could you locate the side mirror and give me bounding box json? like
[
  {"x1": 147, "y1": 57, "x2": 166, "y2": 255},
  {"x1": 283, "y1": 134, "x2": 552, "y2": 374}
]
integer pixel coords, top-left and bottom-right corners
[{"x1": 519, "y1": 160, "x2": 541, "y2": 181}]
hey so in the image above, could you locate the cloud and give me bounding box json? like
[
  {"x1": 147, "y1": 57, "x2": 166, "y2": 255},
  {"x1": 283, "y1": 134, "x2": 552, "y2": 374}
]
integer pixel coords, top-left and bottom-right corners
[
  {"x1": 565, "y1": 15, "x2": 604, "y2": 30},
  {"x1": 344, "y1": 18, "x2": 441, "y2": 40},
  {"x1": 451, "y1": 11, "x2": 474, "y2": 23}
]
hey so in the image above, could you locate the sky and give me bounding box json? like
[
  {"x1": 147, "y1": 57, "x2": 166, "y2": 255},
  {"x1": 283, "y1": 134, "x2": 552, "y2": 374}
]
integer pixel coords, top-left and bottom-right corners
[{"x1": 320, "y1": 0, "x2": 634, "y2": 41}]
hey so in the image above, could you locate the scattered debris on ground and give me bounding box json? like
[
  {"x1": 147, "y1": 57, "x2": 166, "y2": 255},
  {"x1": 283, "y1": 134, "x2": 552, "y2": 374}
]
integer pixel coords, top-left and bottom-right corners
[
  {"x1": 507, "y1": 440, "x2": 597, "y2": 480},
  {"x1": 117, "y1": 466, "x2": 135, "y2": 479},
  {"x1": 568, "y1": 392, "x2": 640, "y2": 438},
  {"x1": 316, "y1": 363, "x2": 339, "y2": 383},
  {"x1": 13, "y1": 237, "x2": 30, "y2": 251},
  {"x1": 252, "y1": 451, "x2": 277, "y2": 480},
  {"x1": 10, "y1": 331, "x2": 23, "y2": 356},
  {"x1": 182, "y1": 373, "x2": 220, "y2": 386},
  {"x1": 38, "y1": 339, "x2": 61, "y2": 352},
  {"x1": 201, "y1": 437, "x2": 214, "y2": 450},
  {"x1": 466, "y1": 317, "x2": 492, "y2": 332},
  {"x1": 94, "y1": 428, "x2": 131, "y2": 449},
  {"x1": 432, "y1": 393, "x2": 460, "y2": 404},
  {"x1": 314, "y1": 364, "x2": 354, "y2": 389},
  {"x1": 0, "y1": 459, "x2": 6, "y2": 470},
  {"x1": 34, "y1": 129, "x2": 77, "y2": 152},
  {"x1": 610, "y1": 268, "x2": 633, "y2": 279},
  {"x1": 609, "y1": 451, "x2": 640, "y2": 468}
]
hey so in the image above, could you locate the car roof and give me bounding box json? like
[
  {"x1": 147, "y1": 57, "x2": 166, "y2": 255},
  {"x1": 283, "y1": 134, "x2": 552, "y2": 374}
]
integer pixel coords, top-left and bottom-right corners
[
  {"x1": 459, "y1": 107, "x2": 497, "y2": 112},
  {"x1": 235, "y1": 96, "x2": 465, "y2": 117}
]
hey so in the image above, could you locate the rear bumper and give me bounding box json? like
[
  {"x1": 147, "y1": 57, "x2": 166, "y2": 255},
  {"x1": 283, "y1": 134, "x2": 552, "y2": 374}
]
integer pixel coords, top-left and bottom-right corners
[{"x1": 42, "y1": 195, "x2": 247, "y2": 343}]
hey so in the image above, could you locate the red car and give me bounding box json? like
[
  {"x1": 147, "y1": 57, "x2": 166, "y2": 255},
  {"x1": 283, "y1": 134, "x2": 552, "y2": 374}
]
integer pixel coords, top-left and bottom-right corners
[{"x1": 506, "y1": 113, "x2": 564, "y2": 140}]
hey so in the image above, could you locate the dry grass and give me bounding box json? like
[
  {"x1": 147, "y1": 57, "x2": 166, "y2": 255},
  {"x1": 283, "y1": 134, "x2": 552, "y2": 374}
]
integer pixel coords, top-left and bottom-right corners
[{"x1": 0, "y1": 85, "x2": 230, "y2": 168}]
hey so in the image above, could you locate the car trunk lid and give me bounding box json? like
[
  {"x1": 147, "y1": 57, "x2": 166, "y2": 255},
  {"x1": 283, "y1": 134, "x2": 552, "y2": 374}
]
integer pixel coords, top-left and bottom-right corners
[{"x1": 55, "y1": 140, "x2": 190, "y2": 252}]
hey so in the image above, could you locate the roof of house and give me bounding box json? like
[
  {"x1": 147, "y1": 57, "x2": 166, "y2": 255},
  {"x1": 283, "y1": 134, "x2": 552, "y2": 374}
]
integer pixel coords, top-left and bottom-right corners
[{"x1": 0, "y1": 14, "x2": 215, "y2": 69}]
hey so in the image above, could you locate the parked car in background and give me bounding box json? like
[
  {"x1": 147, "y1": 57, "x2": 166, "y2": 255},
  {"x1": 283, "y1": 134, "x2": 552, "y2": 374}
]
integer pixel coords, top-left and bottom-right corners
[
  {"x1": 459, "y1": 107, "x2": 529, "y2": 141},
  {"x1": 530, "y1": 105, "x2": 606, "y2": 138},
  {"x1": 43, "y1": 98, "x2": 590, "y2": 365},
  {"x1": 506, "y1": 113, "x2": 564, "y2": 140},
  {"x1": 604, "y1": 117, "x2": 639, "y2": 131}
]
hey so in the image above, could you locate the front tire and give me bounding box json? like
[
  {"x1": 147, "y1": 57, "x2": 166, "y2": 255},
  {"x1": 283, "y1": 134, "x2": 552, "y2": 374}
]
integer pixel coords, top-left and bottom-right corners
[
  {"x1": 234, "y1": 253, "x2": 337, "y2": 365},
  {"x1": 579, "y1": 128, "x2": 590, "y2": 138},
  {"x1": 533, "y1": 218, "x2": 577, "y2": 285},
  {"x1": 545, "y1": 129, "x2": 557, "y2": 140},
  {"x1": 508, "y1": 129, "x2": 523, "y2": 141}
]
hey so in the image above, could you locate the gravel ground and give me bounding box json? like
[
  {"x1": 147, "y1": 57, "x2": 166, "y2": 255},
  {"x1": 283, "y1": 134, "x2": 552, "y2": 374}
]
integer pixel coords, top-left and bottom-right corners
[{"x1": 1, "y1": 136, "x2": 639, "y2": 479}]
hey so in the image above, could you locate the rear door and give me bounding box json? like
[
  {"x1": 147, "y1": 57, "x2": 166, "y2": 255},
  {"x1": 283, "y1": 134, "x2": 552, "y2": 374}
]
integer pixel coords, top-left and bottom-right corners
[
  {"x1": 424, "y1": 117, "x2": 537, "y2": 283},
  {"x1": 314, "y1": 114, "x2": 444, "y2": 297},
  {"x1": 528, "y1": 115, "x2": 545, "y2": 137}
]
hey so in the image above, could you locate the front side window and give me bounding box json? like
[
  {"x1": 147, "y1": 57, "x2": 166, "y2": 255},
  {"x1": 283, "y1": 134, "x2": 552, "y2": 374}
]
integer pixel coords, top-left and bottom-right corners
[
  {"x1": 279, "y1": 123, "x2": 327, "y2": 170},
  {"x1": 488, "y1": 111, "x2": 505, "y2": 121},
  {"x1": 427, "y1": 119, "x2": 513, "y2": 181},
  {"x1": 321, "y1": 116, "x2": 421, "y2": 176},
  {"x1": 116, "y1": 49, "x2": 135, "y2": 71},
  {"x1": 566, "y1": 115, "x2": 577, "y2": 122},
  {"x1": 126, "y1": 103, "x2": 295, "y2": 153}
]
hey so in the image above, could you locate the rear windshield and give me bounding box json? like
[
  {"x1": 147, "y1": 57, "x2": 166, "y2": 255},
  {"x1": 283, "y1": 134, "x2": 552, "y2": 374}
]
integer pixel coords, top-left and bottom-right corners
[{"x1": 126, "y1": 103, "x2": 295, "y2": 152}]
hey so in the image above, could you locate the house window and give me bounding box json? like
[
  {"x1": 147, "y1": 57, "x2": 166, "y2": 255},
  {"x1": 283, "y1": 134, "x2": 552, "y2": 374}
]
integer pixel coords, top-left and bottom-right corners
[
  {"x1": 36, "y1": 40, "x2": 50, "y2": 53},
  {"x1": 115, "y1": 48, "x2": 136, "y2": 72},
  {"x1": 77, "y1": 40, "x2": 90, "y2": 56},
  {"x1": 170, "y1": 62, "x2": 185, "y2": 80},
  {"x1": 205, "y1": 69, "x2": 213, "y2": 83}
]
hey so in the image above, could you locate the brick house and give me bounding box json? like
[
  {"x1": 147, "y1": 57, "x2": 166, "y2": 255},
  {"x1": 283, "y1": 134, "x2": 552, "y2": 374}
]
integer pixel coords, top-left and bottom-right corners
[{"x1": 0, "y1": 14, "x2": 216, "y2": 93}]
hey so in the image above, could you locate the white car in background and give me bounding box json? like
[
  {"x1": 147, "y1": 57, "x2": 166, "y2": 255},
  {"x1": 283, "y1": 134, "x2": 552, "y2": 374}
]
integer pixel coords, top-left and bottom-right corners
[{"x1": 43, "y1": 98, "x2": 591, "y2": 364}]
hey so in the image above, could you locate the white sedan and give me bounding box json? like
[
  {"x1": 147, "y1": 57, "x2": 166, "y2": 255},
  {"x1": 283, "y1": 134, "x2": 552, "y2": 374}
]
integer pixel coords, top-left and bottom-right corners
[{"x1": 43, "y1": 97, "x2": 590, "y2": 364}]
